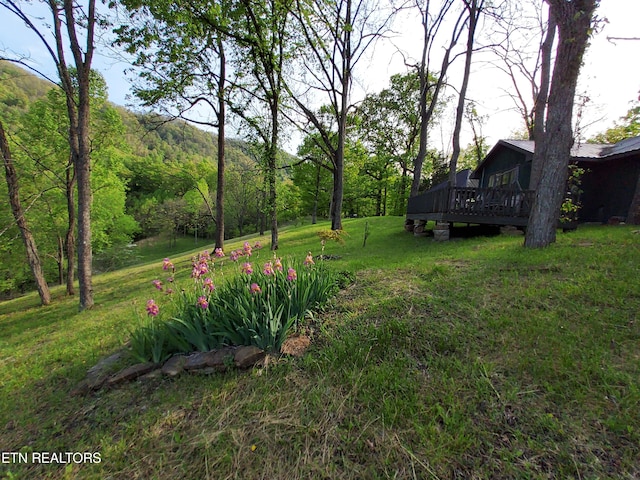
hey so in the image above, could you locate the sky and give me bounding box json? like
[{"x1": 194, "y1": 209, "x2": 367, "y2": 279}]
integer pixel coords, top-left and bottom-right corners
[
  {"x1": 1, "y1": 0, "x2": 638, "y2": 155},
  {"x1": 363, "y1": 0, "x2": 640, "y2": 151}
]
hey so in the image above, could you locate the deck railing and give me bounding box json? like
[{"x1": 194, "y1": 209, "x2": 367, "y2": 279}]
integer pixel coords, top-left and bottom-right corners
[{"x1": 407, "y1": 186, "x2": 535, "y2": 219}]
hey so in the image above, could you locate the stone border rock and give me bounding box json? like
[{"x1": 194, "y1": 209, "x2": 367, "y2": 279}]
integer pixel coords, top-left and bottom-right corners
[{"x1": 72, "y1": 336, "x2": 310, "y2": 395}]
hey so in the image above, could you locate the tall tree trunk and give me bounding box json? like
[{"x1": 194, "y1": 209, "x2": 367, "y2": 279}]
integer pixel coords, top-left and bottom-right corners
[
  {"x1": 411, "y1": 70, "x2": 429, "y2": 197},
  {"x1": 396, "y1": 167, "x2": 408, "y2": 215},
  {"x1": 57, "y1": 235, "x2": 64, "y2": 285},
  {"x1": 259, "y1": 185, "x2": 266, "y2": 236},
  {"x1": 75, "y1": 101, "x2": 93, "y2": 309},
  {"x1": 65, "y1": 161, "x2": 75, "y2": 295},
  {"x1": 382, "y1": 184, "x2": 387, "y2": 216},
  {"x1": 1, "y1": 121, "x2": 51, "y2": 306},
  {"x1": 525, "y1": 0, "x2": 597, "y2": 248},
  {"x1": 312, "y1": 163, "x2": 320, "y2": 224},
  {"x1": 330, "y1": 0, "x2": 351, "y2": 232},
  {"x1": 215, "y1": 37, "x2": 226, "y2": 250},
  {"x1": 62, "y1": 0, "x2": 96, "y2": 309},
  {"x1": 269, "y1": 99, "x2": 279, "y2": 250},
  {"x1": 529, "y1": 11, "x2": 557, "y2": 189},
  {"x1": 449, "y1": 0, "x2": 482, "y2": 187},
  {"x1": 410, "y1": 6, "x2": 433, "y2": 199},
  {"x1": 410, "y1": 2, "x2": 464, "y2": 198},
  {"x1": 331, "y1": 138, "x2": 345, "y2": 231}
]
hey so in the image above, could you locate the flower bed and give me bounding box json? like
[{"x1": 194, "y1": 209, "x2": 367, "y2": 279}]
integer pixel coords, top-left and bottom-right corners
[{"x1": 129, "y1": 244, "x2": 339, "y2": 363}]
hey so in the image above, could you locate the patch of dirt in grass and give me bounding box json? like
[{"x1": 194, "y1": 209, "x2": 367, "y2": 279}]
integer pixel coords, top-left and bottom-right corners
[
  {"x1": 355, "y1": 268, "x2": 427, "y2": 298},
  {"x1": 435, "y1": 259, "x2": 471, "y2": 269},
  {"x1": 281, "y1": 335, "x2": 311, "y2": 357}
]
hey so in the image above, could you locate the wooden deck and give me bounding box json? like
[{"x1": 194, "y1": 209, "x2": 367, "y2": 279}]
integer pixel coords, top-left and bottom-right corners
[{"x1": 406, "y1": 186, "x2": 535, "y2": 227}]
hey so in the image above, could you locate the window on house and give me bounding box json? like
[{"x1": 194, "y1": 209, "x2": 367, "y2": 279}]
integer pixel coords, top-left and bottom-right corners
[{"x1": 488, "y1": 166, "x2": 519, "y2": 188}]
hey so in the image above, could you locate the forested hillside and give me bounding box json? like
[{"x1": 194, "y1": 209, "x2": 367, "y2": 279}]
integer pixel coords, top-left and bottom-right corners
[
  {"x1": 0, "y1": 59, "x2": 446, "y2": 298},
  {"x1": 0, "y1": 61, "x2": 253, "y2": 165},
  {"x1": 0, "y1": 61, "x2": 283, "y2": 297}
]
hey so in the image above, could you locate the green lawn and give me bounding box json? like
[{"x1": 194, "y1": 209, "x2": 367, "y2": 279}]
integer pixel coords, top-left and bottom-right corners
[{"x1": 1, "y1": 217, "x2": 638, "y2": 479}]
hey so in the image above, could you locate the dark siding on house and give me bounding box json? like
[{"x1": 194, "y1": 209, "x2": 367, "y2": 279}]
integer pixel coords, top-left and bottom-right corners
[
  {"x1": 578, "y1": 154, "x2": 640, "y2": 222},
  {"x1": 477, "y1": 147, "x2": 532, "y2": 189}
]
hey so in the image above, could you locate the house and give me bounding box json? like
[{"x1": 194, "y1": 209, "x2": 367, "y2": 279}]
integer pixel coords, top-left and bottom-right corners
[
  {"x1": 406, "y1": 136, "x2": 640, "y2": 229},
  {"x1": 473, "y1": 136, "x2": 640, "y2": 223},
  {"x1": 573, "y1": 137, "x2": 640, "y2": 223}
]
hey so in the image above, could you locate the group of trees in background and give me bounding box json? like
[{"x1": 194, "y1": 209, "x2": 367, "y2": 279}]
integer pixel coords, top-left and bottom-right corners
[
  {"x1": 1, "y1": 0, "x2": 98, "y2": 308},
  {"x1": 0, "y1": 0, "x2": 628, "y2": 307},
  {"x1": 0, "y1": 61, "x2": 431, "y2": 300}
]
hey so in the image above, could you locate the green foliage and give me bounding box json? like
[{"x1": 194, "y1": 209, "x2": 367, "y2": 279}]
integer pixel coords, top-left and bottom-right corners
[
  {"x1": 0, "y1": 61, "x2": 51, "y2": 122},
  {"x1": 118, "y1": 111, "x2": 266, "y2": 241},
  {"x1": 591, "y1": 101, "x2": 640, "y2": 144},
  {"x1": 560, "y1": 164, "x2": 586, "y2": 222},
  {"x1": 0, "y1": 67, "x2": 140, "y2": 295},
  {"x1": 459, "y1": 140, "x2": 488, "y2": 171},
  {"x1": 355, "y1": 71, "x2": 445, "y2": 215},
  {"x1": 277, "y1": 179, "x2": 302, "y2": 223},
  {"x1": 317, "y1": 228, "x2": 348, "y2": 244},
  {"x1": 93, "y1": 244, "x2": 141, "y2": 273},
  {"x1": 0, "y1": 63, "x2": 272, "y2": 296},
  {"x1": 224, "y1": 155, "x2": 264, "y2": 238},
  {"x1": 293, "y1": 134, "x2": 333, "y2": 220},
  {"x1": 357, "y1": 72, "x2": 421, "y2": 165},
  {"x1": 210, "y1": 282, "x2": 292, "y2": 351},
  {"x1": 128, "y1": 316, "x2": 174, "y2": 364},
  {"x1": 168, "y1": 315, "x2": 220, "y2": 354},
  {"x1": 462, "y1": 100, "x2": 489, "y2": 170}
]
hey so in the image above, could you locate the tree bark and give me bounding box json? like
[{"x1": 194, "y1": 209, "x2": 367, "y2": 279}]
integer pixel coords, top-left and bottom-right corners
[
  {"x1": 331, "y1": 133, "x2": 345, "y2": 231},
  {"x1": 65, "y1": 160, "x2": 75, "y2": 295},
  {"x1": 74, "y1": 94, "x2": 93, "y2": 309},
  {"x1": 259, "y1": 186, "x2": 266, "y2": 236},
  {"x1": 449, "y1": 0, "x2": 482, "y2": 188},
  {"x1": 525, "y1": 0, "x2": 597, "y2": 248},
  {"x1": 268, "y1": 103, "x2": 279, "y2": 251},
  {"x1": 1, "y1": 120, "x2": 51, "y2": 305},
  {"x1": 330, "y1": 0, "x2": 351, "y2": 232},
  {"x1": 529, "y1": 10, "x2": 556, "y2": 189},
  {"x1": 61, "y1": 0, "x2": 96, "y2": 309},
  {"x1": 215, "y1": 37, "x2": 226, "y2": 250},
  {"x1": 57, "y1": 235, "x2": 64, "y2": 285},
  {"x1": 411, "y1": 3, "x2": 465, "y2": 197},
  {"x1": 47, "y1": 0, "x2": 95, "y2": 309}
]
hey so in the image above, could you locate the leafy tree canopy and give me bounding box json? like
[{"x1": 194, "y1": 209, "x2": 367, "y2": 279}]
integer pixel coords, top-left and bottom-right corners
[{"x1": 591, "y1": 100, "x2": 640, "y2": 144}]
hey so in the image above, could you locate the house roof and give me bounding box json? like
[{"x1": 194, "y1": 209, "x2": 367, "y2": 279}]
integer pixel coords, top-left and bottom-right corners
[
  {"x1": 497, "y1": 139, "x2": 613, "y2": 159},
  {"x1": 599, "y1": 136, "x2": 640, "y2": 158},
  {"x1": 430, "y1": 169, "x2": 473, "y2": 191},
  {"x1": 571, "y1": 143, "x2": 609, "y2": 159},
  {"x1": 499, "y1": 139, "x2": 534, "y2": 154},
  {"x1": 476, "y1": 136, "x2": 640, "y2": 174}
]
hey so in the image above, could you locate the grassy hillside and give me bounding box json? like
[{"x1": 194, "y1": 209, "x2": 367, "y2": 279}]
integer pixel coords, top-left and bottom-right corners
[{"x1": 1, "y1": 218, "x2": 639, "y2": 479}]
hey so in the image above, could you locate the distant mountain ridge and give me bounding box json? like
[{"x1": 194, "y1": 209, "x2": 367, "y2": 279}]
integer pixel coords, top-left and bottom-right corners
[{"x1": 0, "y1": 60, "x2": 254, "y2": 165}]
